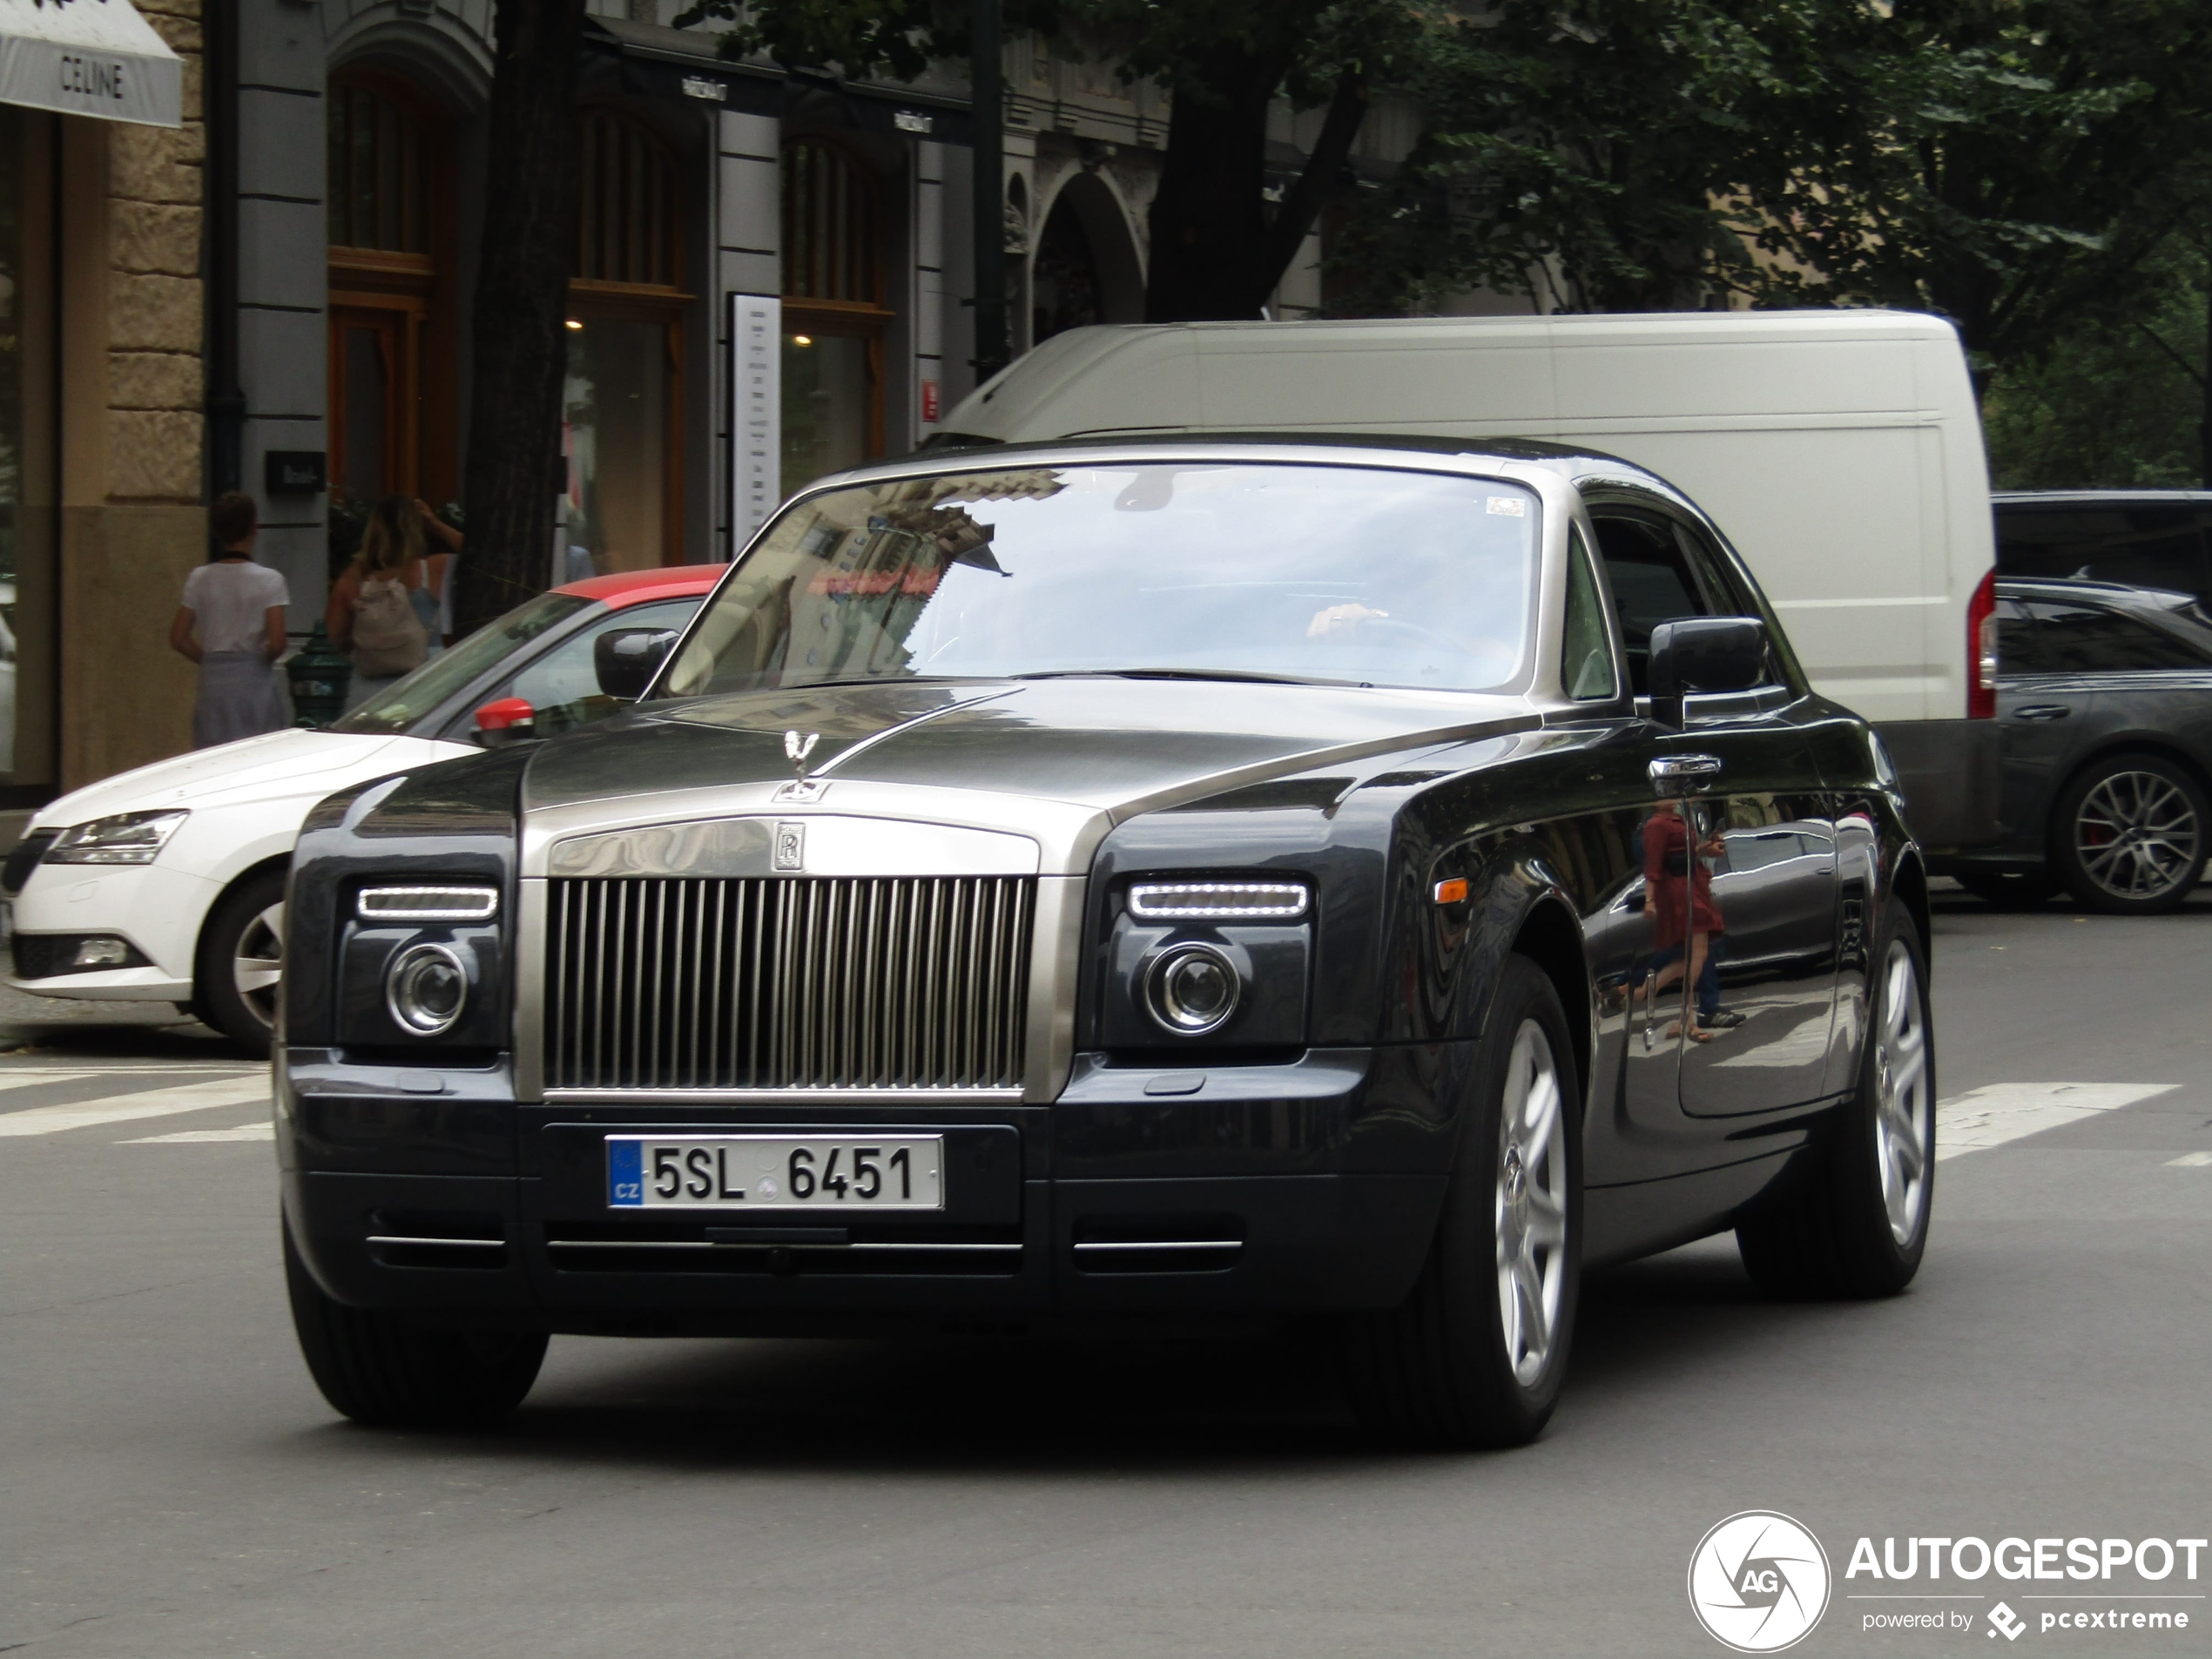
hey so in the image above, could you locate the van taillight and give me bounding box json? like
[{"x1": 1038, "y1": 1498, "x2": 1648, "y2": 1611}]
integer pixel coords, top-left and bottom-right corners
[{"x1": 1966, "y1": 567, "x2": 1998, "y2": 718}]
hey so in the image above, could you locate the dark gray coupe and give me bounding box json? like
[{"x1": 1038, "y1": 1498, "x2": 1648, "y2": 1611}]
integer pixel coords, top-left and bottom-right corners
[
  {"x1": 275, "y1": 439, "x2": 1932, "y2": 1447},
  {"x1": 1941, "y1": 576, "x2": 2212, "y2": 913}
]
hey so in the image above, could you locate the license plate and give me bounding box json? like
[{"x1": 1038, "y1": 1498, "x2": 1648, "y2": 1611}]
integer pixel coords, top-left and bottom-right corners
[{"x1": 606, "y1": 1134, "x2": 944, "y2": 1211}]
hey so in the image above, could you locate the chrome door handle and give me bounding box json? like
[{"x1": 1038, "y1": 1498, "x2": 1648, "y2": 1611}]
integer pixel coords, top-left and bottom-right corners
[
  {"x1": 2015, "y1": 704, "x2": 2072, "y2": 721},
  {"x1": 1649, "y1": 754, "x2": 1723, "y2": 796}
]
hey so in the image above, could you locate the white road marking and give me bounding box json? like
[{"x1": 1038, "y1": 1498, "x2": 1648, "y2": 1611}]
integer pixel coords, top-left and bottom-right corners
[
  {"x1": 0, "y1": 1076, "x2": 272, "y2": 1136},
  {"x1": 1937, "y1": 1082, "x2": 2178, "y2": 1161},
  {"x1": 2165, "y1": 1150, "x2": 2212, "y2": 1168},
  {"x1": 122, "y1": 1121, "x2": 273, "y2": 1143}
]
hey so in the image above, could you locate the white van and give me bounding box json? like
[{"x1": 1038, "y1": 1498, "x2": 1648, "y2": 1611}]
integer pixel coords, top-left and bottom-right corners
[{"x1": 933, "y1": 310, "x2": 2000, "y2": 846}]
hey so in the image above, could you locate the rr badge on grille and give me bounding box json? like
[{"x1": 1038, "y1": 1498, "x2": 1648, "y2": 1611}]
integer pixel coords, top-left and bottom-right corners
[{"x1": 773, "y1": 820, "x2": 806, "y2": 873}]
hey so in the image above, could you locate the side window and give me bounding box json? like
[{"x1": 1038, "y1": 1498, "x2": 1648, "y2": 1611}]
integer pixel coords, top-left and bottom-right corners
[
  {"x1": 1561, "y1": 523, "x2": 1619, "y2": 700},
  {"x1": 1995, "y1": 598, "x2": 2054, "y2": 675},
  {"x1": 498, "y1": 599, "x2": 700, "y2": 735},
  {"x1": 2027, "y1": 601, "x2": 2212, "y2": 673},
  {"x1": 1998, "y1": 507, "x2": 2211, "y2": 604},
  {"x1": 1590, "y1": 514, "x2": 1713, "y2": 695}
]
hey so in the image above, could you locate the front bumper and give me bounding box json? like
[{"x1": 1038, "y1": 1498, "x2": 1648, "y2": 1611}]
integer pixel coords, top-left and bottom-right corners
[
  {"x1": 5, "y1": 860, "x2": 214, "y2": 999},
  {"x1": 278, "y1": 1045, "x2": 1459, "y2": 1331}
]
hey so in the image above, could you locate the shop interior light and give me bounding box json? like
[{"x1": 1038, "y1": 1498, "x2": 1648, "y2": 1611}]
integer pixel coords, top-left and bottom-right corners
[
  {"x1": 564, "y1": 318, "x2": 583, "y2": 331},
  {"x1": 792, "y1": 334, "x2": 813, "y2": 347}
]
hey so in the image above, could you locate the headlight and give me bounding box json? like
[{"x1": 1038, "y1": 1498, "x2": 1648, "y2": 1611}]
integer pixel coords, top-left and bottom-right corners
[
  {"x1": 1129, "y1": 880, "x2": 1310, "y2": 921},
  {"x1": 385, "y1": 943, "x2": 469, "y2": 1035},
  {"x1": 45, "y1": 810, "x2": 190, "y2": 865},
  {"x1": 1145, "y1": 941, "x2": 1243, "y2": 1035},
  {"x1": 358, "y1": 885, "x2": 500, "y2": 922}
]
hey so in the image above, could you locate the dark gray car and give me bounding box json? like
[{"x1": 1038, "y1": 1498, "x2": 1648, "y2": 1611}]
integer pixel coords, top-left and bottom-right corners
[{"x1": 1941, "y1": 577, "x2": 2212, "y2": 913}]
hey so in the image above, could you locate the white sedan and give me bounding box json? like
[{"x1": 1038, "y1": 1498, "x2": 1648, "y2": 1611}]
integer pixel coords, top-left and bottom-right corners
[{"x1": 2, "y1": 567, "x2": 718, "y2": 1052}]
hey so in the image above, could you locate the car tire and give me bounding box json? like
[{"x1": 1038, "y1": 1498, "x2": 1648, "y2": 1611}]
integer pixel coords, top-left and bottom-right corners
[
  {"x1": 1343, "y1": 954, "x2": 1581, "y2": 1448},
  {"x1": 1737, "y1": 902, "x2": 1934, "y2": 1299},
  {"x1": 283, "y1": 1223, "x2": 547, "y2": 1428},
  {"x1": 193, "y1": 867, "x2": 287, "y2": 1057},
  {"x1": 2050, "y1": 752, "x2": 2210, "y2": 915},
  {"x1": 1951, "y1": 868, "x2": 2054, "y2": 908}
]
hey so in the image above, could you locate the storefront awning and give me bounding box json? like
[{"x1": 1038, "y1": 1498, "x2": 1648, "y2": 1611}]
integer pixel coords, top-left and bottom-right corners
[{"x1": 0, "y1": 0, "x2": 183, "y2": 127}]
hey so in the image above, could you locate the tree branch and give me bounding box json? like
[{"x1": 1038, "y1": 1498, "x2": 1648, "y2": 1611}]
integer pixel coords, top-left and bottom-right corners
[
  {"x1": 1246, "y1": 67, "x2": 1368, "y2": 312},
  {"x1": 2133, "y1": 319, "x2": 2208, "y2": 389}
]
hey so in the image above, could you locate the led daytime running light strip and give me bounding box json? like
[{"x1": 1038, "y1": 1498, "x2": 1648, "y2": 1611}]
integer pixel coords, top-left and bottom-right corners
[
  {"x1": 358, "y1": 886, "x2": 501, "y2": 923},
  {"x1": 1128, "y1": 881, "x2": 1310, "y2": 921}
]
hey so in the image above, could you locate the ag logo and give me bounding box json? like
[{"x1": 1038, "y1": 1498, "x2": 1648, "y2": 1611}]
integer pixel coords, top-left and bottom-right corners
[{"x1": 1688, "y1": 1511, "x2": 1831, "y2": 1652}]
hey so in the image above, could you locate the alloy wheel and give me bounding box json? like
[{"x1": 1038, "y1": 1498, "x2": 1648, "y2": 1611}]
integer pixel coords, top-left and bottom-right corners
[
  {"x1": 1494, "y1": 1018, "x2": 1569, "y2": 1386},
  {"x1": 233, "y1": 900, "x2": 285, "y2": 1030},
  {"x1": 2073, "y1": 769, "x2": 2202, "y2": 903},
  {"x1": 1871, "y1": 940, "x2": 1932, "y2": 1247}
]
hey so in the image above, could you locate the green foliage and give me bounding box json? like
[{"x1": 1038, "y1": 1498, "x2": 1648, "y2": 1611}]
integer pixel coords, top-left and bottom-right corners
[
  {"x1": 1982, "y1": 240, "x2": 2209, "y2": 488},
  {"x1": 1741, "y1": 1, "x2": 2212, "y2": 368},
  {"x1": 1349, "y1": 0, "x2": 2212, "y2": 379},
  {"x1": 1334, "y1": 0, "x2": 1817, "y2": 314}
]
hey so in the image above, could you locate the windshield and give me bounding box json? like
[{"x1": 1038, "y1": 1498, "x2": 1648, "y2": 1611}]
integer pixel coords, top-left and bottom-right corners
[
  {"x1": 334, "y1": 591, "x2": 591, "y2": 735},
  {"x1": 661, "y1": 462, "x2": 1540, "y2": 698}
]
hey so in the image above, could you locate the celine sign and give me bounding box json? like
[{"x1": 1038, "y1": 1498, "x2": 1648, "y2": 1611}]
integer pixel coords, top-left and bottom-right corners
[{"x1": 0, "y1": 0, "x2": 182, "y2": 127}]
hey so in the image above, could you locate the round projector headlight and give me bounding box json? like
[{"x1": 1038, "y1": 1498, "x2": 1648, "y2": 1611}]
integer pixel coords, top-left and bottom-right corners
[
  {"x1": 386, "y1": 943, "x2": 468, "y2": 1035},
  {"x1": 1145, "y1": 942, "x2": 1242, "y2": 1036}
]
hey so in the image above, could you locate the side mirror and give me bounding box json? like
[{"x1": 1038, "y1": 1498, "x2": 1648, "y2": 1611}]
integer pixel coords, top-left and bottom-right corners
[
  {"x1": 1649, "y1": 617, "x2": 1767, "y2": 726},
  {"x1": 595, "y1": 627, "x2": 678, "y2": 702},
  {"x1": 473, "y1": 696, "x2": 536, "y2": 746}
]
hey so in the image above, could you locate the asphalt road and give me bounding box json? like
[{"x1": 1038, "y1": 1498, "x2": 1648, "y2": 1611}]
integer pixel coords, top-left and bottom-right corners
[{"x1": 5, "y1": 884, "x2": 2209, "y2": 1657}]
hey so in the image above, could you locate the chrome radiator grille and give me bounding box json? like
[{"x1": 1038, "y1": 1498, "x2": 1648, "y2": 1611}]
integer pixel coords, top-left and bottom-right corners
[{"x1": 544, "y1": 876, "x2": 1034, "y2": 1091}]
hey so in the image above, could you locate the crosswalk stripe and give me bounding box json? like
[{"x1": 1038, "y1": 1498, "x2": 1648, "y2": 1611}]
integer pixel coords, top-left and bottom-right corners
[
  {"x1": 121, "y1": 1121, "x2": 273, "y2": 1143},
  {"x1": 0, "y1": 1076, "x2": 273, "y2": 1137},
  {"x1": 1937, "y1": 1082, "x2": 2178, "y2": 1161},
  {"x1": 2166, "y1": 1150, "x2": 2212, "y2": 1168}
]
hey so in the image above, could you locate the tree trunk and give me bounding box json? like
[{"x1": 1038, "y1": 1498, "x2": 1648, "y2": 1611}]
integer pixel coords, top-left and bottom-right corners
[
  {"x1": 1144, "y1": 48, "x2": 1366, "y2": 322},
  {"x1": 454, "y1": 0, "x2": 586, "y2": 637}
]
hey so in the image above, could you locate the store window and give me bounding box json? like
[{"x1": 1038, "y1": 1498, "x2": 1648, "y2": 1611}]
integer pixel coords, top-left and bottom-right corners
[
  {"x1": 327, "y1": 72, "x2": 457, "y2": 551},
  {"x1": 562, "y1": 109, "x2": 685, "y2": 577},
  {"x1": 780, "y1": 136, "x2": 890, "y2": 496},
  {"x1": 0, "y1": 108, "x2": 57, "y2": 792}
]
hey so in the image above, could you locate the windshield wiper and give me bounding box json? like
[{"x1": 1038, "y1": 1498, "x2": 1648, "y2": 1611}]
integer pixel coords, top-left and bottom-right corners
[{"x1": 1008, "y1": 667, "x2": 1359, "y2": 688}]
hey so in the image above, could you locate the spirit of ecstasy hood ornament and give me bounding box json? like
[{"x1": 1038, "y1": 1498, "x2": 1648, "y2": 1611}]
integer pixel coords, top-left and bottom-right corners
[
  {"x1": 776, "y1": 730, "x2": 828, "y2": 803},
  {"x1": 785, "y1": 729, "x2": 821, "y2": 780}
]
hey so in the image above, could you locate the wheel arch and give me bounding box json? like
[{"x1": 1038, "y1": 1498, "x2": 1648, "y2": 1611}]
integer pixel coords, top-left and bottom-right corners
[
  {"x1": 1890, "y1": 848, "x2": 1931, "y2": 978},
  {"x1": 193, "y1": 853, "x2": 293, "y2": 982},
  {"x1": 1505, "y1": 894, "x2": 1594, "y2": 1108},
  {"x1": 2040, "y1": 739, "x2": 2212, "y2": 887}
]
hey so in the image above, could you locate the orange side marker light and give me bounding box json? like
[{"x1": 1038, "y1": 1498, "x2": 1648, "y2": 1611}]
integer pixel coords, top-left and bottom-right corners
[{"x1": 1433, "y1": 878, "x2": 1469, "y2": 906}]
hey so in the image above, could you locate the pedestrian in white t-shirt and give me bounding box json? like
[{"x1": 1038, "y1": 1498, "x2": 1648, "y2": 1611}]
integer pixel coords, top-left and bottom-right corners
[{"x1": 170, "y1": 493, "x2": 289, "y2": 748}]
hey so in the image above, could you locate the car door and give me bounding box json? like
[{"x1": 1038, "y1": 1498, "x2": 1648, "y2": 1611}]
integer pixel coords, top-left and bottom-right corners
[
  {"x1": 1992, "y1": 597, "x2": 2084, "y2": 845},
  {"x1": 1591, "y1": 503, "x2": 1840, "y2": 1121},
  {"x1": 438, "y1": 598, "x2": 701, "y2": 740}
]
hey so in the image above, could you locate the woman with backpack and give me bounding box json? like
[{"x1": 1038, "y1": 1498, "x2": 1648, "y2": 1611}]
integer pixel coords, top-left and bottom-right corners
[{"x1": 327, "y1": 495, "x2": 450, "y2": 709}]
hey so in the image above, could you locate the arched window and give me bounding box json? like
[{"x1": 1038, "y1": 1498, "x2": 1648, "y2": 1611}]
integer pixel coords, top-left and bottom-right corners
[
  {"x1": 326, "y1": 72, "x2": 454, "y2": 532},
  {"x1": 779, "y1": 136, "x2": 892, "y2": 495},
  {"x1": 327, "y1": 79, "x2": 428, "y2": 254},
  {"x1": 563, "y1": 109, "x2": 689, "y2": 574}
]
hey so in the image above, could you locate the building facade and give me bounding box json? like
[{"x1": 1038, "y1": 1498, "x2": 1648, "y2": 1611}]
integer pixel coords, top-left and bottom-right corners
[{"x1": 3, "y1": 0, "x2": 1406, "y2": 806}]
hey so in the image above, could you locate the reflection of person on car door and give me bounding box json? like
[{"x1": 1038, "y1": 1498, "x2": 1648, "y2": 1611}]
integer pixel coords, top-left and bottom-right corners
[{"x1": 1642, "y1": 802, "x2": 1730, "y2": 1042}]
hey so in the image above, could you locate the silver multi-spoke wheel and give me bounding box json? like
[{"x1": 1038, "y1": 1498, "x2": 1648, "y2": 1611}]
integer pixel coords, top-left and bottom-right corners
[
  {"x1": 1495, "y1": 1018, "x2": 1569, "y2": 1386},
  {"x1": 233, "y1": 900, "x2": 284, "y2": 1030},
  {"x1": 1871, "y1": 940, "x2": 1932, "y2": 1247},
  {"x1": 2073, "y1": 768, "x2": 2201, "y2": 903}
]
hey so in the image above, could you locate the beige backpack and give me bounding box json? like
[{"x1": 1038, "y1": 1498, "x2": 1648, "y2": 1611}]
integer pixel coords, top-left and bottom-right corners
[{"x1": 353, "y1": 575, "x2": 428, "y2": 678}]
